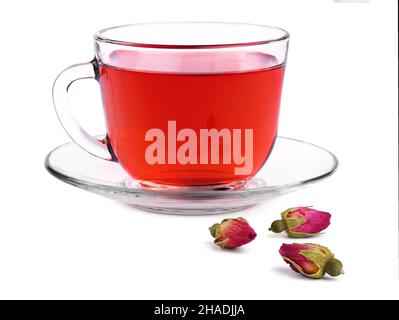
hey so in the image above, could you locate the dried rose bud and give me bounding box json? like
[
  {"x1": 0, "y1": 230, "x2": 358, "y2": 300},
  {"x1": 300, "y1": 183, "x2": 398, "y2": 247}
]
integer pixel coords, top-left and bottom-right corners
[
  {"x1": 269, "y1": 207, "x2": 331, "y2": 238},
  {"x1": 279, "y1": 243, "x2": 343, "y2": 279},
  {"x1": 209, "y1": 217, "x2": 257, "y2": 249}
]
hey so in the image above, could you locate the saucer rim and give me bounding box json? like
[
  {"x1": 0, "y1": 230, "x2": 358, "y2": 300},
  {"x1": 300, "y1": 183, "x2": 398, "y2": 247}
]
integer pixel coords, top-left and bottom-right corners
[{"x1": 44, "y1": 136, "x2": 339, "y2": 197}]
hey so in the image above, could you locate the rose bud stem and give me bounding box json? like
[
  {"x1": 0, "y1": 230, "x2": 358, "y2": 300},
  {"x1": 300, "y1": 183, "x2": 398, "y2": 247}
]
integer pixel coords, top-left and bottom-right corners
[
  {"x1": 209, "y1": 223, "x2": 220, "y2": 238},
  {"x1": 269, "y1": 220, "x2": 287, "y2": 233},
  {"x1": 325, "y1": 258, "x2": 344, "y2": 277}
]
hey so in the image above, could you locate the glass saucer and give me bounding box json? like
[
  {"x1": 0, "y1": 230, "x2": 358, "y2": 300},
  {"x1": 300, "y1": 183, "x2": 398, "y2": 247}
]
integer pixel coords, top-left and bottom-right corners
[{"x1": 44, "y1": 137, "x2": 338, "y2": 214}]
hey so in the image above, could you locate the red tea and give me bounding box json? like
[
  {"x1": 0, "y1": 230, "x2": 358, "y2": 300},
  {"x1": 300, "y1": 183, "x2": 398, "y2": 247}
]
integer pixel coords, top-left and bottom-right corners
[{"x1": 99, "y1": 50, "x2": 285, "y2": 186}]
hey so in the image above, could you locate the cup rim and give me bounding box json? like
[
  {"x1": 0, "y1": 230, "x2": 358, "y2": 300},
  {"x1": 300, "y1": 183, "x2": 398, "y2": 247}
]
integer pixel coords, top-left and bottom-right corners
[{"x1": 94, "y1": 21, "x2": 289, "y2": 49}]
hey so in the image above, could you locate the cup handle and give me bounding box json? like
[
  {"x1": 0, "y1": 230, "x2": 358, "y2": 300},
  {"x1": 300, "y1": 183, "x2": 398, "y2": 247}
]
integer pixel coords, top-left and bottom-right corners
[{"x1": 52, "y1": 60, "x2": 114, "y2": 161}]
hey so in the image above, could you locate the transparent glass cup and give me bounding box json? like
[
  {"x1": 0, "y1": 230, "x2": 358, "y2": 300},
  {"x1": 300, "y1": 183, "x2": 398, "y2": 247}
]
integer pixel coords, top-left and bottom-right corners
[{"x1": 53, "y1": 22, "x2": 289, "y2": 189}]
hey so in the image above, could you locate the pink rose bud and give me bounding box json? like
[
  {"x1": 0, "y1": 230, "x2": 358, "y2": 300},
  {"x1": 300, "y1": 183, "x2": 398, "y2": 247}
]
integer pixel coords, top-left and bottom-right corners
[
  {"x1": 279, "y1": 243, "x2": 343, "y2": 279},
  {"x1": 209, "y1": 217, "x2": 257, "y2": 249},
  {"x1": 269, "y1": 207, "x2": 331, "y2": 238}
]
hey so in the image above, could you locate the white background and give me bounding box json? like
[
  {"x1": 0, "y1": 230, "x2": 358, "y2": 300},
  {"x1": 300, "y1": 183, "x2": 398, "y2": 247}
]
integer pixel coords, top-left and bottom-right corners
[{"x1": 0, "y1": 0, "x2": 397, "y2": 299}]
